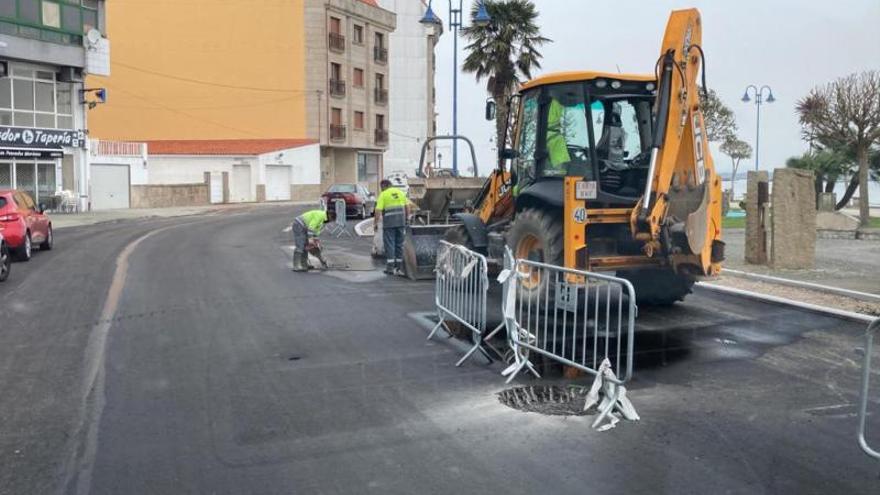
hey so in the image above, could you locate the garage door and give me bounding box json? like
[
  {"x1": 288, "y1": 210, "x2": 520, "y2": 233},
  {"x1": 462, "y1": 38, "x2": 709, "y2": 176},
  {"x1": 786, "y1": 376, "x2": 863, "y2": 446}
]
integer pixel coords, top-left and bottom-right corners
[
  {"x1": 231, "y1": 165, "x2": 251, "y2": 202},
  {"x1": 265, "y1": 165, "x2": 291, "y2": 201},
  {"x1": 91, "y1": 164, "x2": 130, "y2": 210}
]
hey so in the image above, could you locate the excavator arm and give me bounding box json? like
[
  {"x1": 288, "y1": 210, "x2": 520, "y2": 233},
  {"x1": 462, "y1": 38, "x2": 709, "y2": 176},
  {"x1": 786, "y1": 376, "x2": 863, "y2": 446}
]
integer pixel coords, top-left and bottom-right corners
[{"x1": 632, "y1": 8, "x2": 722, "y2": 277}]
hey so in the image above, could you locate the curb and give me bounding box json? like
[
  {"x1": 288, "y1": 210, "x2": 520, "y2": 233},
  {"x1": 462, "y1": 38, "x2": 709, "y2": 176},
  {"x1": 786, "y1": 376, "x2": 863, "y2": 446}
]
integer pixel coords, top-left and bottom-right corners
[{"x1": 720, "y1": 268, "x2": 880, "y2": 304}]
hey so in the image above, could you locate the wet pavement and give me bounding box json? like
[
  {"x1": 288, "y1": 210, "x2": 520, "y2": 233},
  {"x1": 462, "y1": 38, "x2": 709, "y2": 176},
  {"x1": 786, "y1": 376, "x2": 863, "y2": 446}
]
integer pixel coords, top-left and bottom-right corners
[{"x1": 0, "y1": 206, "x2": 877, "y2": 494}]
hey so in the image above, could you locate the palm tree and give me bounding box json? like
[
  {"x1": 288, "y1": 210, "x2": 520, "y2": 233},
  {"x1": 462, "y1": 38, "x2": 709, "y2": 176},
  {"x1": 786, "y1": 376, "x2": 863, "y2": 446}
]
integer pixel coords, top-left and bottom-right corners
[
  {"x1": 461, "y1": 0, "x2": 550, "y2": 154},
  {"x1": 795, "y1": 91, "x2": 827, "y2": 153}
]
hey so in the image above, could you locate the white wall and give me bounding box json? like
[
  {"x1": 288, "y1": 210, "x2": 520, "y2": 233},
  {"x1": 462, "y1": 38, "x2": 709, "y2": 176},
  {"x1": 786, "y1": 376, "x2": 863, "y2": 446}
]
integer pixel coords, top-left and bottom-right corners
[
  {"x1": 257, "y1": 143, "x2": 321, "y2": 186},
  {"x1": 377, "y1": 0, "x2": 435, "y2": 177},
  {"x1": 147, "y1": 156, "x2": 255, "y2": 186}
]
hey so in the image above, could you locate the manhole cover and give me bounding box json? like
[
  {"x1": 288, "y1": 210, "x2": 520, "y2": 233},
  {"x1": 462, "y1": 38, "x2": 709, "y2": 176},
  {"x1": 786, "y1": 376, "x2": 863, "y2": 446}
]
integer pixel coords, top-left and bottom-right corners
[{"x1": 498, "y1": 385, "x2": 592, "y2": 416}]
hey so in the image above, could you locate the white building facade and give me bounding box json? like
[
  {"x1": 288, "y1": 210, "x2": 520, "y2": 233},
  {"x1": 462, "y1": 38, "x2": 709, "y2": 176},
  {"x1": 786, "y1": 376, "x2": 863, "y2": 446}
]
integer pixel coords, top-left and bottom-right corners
[{"x1": 377, "y1": 0, "x2": 439, "y2": 178}]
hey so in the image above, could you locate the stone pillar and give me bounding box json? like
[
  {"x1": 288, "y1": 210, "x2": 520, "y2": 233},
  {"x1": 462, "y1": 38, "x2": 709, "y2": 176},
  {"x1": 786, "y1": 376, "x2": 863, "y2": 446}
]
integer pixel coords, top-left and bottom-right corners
[
  {"x1": 771, "y1": 168, "x2": 816, "y2": 269},
  {"x1": 222, "y1": 172, "x2": 230, "y2": 204},
  {"x1": 818, "y1": 192, "x2": 836, "y2": 212},
  {"x1": 745, "y1": 171, "x2": 769, "y2": 264}
]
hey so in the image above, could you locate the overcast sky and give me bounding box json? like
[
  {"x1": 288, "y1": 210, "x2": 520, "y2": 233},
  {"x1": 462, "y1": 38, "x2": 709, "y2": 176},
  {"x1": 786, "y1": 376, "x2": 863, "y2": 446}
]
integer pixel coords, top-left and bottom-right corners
[{"x1": 429, "y1": 0, "x2": 880, "y2": 176}]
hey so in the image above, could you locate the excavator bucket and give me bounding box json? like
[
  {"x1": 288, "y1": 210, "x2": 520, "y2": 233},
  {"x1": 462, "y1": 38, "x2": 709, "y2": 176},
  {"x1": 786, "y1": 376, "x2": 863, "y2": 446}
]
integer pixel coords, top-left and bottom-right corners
[{"x1": 402, "y1": 224, "x2": 456, "y2": 280}]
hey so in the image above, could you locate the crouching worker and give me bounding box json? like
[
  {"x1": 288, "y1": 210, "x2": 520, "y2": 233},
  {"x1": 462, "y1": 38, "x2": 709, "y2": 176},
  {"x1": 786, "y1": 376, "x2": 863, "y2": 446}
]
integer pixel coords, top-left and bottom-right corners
[
  {"x1": 292, "y1": 209, "x2": 329, "y2": 271},
  {"x1": 375, "y1": 179, "x2": 409, "y2": 275}
]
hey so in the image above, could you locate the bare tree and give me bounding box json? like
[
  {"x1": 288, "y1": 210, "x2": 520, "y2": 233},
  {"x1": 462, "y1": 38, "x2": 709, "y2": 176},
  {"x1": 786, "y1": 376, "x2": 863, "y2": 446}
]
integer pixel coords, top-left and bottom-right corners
[
  {"x1": 720, "y1": 137, "x2": 752, "y2": 200},
  {"x1": 810, "y1": 71, "x2": 880, "y2": 226}
]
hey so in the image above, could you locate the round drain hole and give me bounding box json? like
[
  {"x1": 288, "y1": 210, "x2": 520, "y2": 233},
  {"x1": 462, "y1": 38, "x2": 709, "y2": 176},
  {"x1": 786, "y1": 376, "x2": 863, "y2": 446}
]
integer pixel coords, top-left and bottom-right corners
[{"x1": 498, "y1": 385, "x2": 591, "y2": 416}]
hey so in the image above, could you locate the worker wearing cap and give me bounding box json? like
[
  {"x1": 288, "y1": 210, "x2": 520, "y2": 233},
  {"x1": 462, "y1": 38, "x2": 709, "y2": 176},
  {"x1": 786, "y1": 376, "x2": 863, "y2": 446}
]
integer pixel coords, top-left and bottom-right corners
[
  {"x1": 375, "y1": 179, "x2": 409, "y2": 275},
  {"x1": 292, "y1": 208, "x2": 328, "y2": 271}
]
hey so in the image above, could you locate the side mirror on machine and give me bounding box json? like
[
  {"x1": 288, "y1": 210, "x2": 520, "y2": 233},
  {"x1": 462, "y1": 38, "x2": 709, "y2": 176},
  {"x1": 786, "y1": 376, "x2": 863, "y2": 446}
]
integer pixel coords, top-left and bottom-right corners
[{"x1": 485, "y1": 100, "x2": 496, "y2": 121}]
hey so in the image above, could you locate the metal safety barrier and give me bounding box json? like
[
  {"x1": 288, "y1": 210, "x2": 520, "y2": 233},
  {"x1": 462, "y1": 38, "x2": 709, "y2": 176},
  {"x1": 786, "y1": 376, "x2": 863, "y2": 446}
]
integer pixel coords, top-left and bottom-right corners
[
  {"x1": 858, "y1": 318, "x2": 880, "y2": 460},
  {"x1": 327, "y1": 199, "x2": 352, "y2": 238},
  {"x1": 498, "y1": 255, "x2": 639, "y2": 428},
  {"x1": 427, "y1": 241, "x2": 493, "y2": 366}
]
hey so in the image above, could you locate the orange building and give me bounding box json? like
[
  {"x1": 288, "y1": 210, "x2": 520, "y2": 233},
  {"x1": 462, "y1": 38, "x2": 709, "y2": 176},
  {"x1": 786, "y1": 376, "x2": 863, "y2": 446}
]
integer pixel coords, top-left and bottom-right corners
[{"x1": 89, "y1": 0, "x2": 396, "y2": 195}]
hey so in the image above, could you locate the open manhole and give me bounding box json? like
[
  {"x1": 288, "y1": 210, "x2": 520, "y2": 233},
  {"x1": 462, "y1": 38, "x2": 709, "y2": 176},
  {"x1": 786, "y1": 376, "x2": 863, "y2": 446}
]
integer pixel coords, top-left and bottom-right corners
[{"x1": 498, "y1": 385, "x2": 592, "y2": 416}]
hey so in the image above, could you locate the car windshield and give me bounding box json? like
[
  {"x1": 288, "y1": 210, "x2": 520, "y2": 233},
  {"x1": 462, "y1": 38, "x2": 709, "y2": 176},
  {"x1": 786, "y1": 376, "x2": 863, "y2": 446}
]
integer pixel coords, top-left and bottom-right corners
[{"x1": 328, "y1": 184, "x2": 357, "y2": 193}]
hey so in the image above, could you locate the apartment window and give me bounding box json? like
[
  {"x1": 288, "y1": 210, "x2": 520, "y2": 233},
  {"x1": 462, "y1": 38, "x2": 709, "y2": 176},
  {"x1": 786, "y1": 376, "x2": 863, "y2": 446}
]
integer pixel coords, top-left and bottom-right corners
[
  {"x1": 329, "y1": 63, "x2": 345, "y2": 97},
  {"x1": 41, "y1": 1, "x2": 60, "y2": 28},
  {"x1": 373, "y1": 32, "x2": 387, "y2": 64},
  {"x1": 375, "y1": 73, "x2": 384, "y2": 90},
  {"x1": 374, "y1": 73, "x2": 387, "y2": 105},
  {"x1": 354, "y1": 111, "x2": 364, "y2": 130},
  {"x1": 328, "y1": 16, "x2": 344, "y2": 52},
  {"x1": 330, "y1": 107, "x2": 345, "y2": 141},
  {"x1": 353, "y1": 68, "x2": 364, "y2": 88},
  {"x1": 331, "y1": 107, "x2": 342, "y2": 125},
  {"x1": 376, "y1": 114, "x2": 385, "y2": 130},
  {"x1": 352, "y1": 24, "x2": 363, "y2": 45}
]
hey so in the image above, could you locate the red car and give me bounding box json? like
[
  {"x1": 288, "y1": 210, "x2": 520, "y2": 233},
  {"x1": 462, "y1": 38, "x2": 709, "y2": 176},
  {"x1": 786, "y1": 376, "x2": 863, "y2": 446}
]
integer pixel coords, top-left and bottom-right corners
[
  {"x1": 0, "y1": 190, "x2": 53, "y2": 261},
  {"x1": 321, "y1": 184, "x2": 376, "y2": 219}
]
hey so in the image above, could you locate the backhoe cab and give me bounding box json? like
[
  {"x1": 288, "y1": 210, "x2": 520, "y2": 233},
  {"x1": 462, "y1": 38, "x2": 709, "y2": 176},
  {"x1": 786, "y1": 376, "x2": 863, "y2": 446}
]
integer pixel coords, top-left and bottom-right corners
[{"x1": 474, "y1": 8, "x2": 723, "y2": 304}]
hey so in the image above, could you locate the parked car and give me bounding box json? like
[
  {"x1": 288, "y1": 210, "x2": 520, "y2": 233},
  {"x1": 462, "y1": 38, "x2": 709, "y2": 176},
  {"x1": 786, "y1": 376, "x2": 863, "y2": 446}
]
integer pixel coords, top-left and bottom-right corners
[
  {"x1": 0, "y1": 233, "x2": 10, "y2": 282},
  {"x1": 321, "y1": 184, "x2": 376, "y2": 219},
  {"x1": 0, "y1": 190, "x2": 53, "y2": 261}
]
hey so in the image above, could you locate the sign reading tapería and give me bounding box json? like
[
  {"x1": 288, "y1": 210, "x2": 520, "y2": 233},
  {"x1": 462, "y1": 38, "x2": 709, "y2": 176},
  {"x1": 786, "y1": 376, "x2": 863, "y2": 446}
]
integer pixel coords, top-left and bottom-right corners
[{"x1": 0, "y1": 126, "x2": 86, "y2": 149}]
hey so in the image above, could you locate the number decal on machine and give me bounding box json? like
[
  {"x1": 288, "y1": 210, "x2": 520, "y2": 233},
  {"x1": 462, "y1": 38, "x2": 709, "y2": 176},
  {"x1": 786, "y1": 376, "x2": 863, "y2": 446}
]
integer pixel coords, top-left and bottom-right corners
[
  {"x1": 573, "y1": 207, "x2": 588, "y2": 224},
  {"x1": 693, "y1": 114, "x2": 705, "y2": 184},
  {"x1": 575, "y1": 181, "x2": 597, "y2": 200}
]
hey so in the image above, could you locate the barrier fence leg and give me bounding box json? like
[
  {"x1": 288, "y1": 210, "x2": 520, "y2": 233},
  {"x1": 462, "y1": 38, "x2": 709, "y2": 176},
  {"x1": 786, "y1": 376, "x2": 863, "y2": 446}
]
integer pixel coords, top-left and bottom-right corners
[{"x1": 427, "y1": 317, "x2": 450, "y2": 341}]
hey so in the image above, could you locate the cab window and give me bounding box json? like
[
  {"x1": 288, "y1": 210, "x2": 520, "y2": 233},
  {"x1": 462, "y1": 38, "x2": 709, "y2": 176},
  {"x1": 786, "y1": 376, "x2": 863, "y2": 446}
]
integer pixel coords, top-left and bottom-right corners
[
  {"x1": 539, "y1": 83, "x2": 592, "y2": 179},
  {"x1": 513, "y1": 90, "x2": 539, "y2": 192}
]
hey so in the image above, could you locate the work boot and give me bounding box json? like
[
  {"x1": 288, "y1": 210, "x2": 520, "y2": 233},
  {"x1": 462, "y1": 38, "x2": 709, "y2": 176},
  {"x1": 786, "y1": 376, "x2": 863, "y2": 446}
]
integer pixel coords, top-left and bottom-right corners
[{"x1": 384, "y1": 263, "x2": 394, "y2": 275}]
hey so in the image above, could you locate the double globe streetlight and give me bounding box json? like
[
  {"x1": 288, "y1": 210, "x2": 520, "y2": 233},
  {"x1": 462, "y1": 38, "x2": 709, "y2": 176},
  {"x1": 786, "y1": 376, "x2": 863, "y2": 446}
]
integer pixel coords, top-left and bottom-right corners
[
  {"x1": 741, "y1": 85, "x2": 776, "y2": 172},
  {"x1": 421, "y1": 1, "x2": 491, "y2": 176}
]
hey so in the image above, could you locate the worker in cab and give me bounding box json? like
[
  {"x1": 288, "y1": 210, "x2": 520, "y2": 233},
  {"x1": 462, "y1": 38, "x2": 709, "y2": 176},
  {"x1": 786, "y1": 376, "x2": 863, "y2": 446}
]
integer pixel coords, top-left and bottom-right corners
[
  {"x1": 292, "y1": 208, "x2": 329, "y2": 271},
  {"x1": 375, "y1": 179, "x2": 410, "y2": 275}
]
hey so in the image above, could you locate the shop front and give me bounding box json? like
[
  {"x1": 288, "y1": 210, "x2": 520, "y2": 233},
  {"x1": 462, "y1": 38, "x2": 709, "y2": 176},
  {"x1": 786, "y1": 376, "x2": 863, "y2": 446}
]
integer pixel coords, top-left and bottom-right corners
[{"x1": 0, "y1": 126, "x2": 85, "y2": 208}]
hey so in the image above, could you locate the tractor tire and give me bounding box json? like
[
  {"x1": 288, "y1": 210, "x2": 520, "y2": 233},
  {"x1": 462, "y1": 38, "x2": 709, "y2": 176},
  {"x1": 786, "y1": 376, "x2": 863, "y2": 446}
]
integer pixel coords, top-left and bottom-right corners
[
  {"x1": 506, "y1": 208, "x2": 563, "y2": 305},
  {"x1": 616, "y1": 269, "x2": 695, "y2": 306}
]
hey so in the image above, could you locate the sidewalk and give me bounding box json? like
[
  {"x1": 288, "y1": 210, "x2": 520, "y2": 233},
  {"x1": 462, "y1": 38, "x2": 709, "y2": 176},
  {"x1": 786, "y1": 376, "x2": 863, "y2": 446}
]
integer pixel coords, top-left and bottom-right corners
[
  {"x1": 52, "y1": 201, "x2": 315, "y2": 229},
  {"x1": 720, "y1": 228, "x2": 880, "y2": 308}
]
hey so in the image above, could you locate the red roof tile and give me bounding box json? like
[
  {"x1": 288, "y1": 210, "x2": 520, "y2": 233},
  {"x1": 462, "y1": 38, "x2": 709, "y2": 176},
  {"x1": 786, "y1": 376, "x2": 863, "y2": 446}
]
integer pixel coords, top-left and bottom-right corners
[
  {"x1": 146, "y1": 139, "x2": 318, "y2": 156},
  {"x1": 358, "y1": 0, "x2": 379, "y2": 6}
]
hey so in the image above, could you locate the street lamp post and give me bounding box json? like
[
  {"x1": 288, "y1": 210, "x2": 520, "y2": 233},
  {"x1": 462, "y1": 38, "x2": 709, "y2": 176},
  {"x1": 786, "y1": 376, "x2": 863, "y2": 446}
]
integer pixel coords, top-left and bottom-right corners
[
  {"x1": 421, "y1": 0, "x2": 491, "y2": 176},
  {"x1": 741, "y1": 85, "x2": 775, "y2": 171}
]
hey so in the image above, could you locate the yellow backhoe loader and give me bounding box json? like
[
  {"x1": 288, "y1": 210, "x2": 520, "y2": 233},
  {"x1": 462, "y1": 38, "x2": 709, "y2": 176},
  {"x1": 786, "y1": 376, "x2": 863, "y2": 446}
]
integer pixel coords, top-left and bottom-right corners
[{"x1": 405, "y1": 8, "x2": 723, "y2": 304}]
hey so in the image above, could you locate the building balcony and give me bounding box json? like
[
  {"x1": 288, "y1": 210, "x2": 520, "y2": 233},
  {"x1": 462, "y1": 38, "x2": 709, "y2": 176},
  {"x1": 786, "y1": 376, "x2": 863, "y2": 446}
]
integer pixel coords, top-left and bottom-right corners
[
  {"x1": 329, "y1": 33, "x2": 345, "y2": 52},
  {"x1": 374, "y1": 88, "x2": 388, "y2": 106},
  {"x1": 329, "y1": 79, "x2": 346, "y2": 97},
  {"x1": 373, "y1": 46, "x2": 388, "y2": 64},
  {"x1": 330, "y1": 124, "x2": 347, "y2": 142},
  {"x1": 374, "y1": 129, "x2": 388, "y2": 146}
]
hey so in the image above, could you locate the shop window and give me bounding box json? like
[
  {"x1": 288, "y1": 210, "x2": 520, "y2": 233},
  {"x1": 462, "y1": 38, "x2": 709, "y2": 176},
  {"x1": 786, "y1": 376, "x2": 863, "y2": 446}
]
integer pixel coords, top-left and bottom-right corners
[
  {"x1": 0, "y1": 111, "x2": 11, "y2": 125},
  {"x1": 56, "y1": 82, "x2": 71, "y2": 113},
  {"x1": 0, "y1": 162, "x2": 10, "y2": 189},
  {"x1": 357, "y1": 153, "x2": 379, "y2": 184},
  {"x1": 15, "y1": 162, "x2": 35, "y2": 200},
  {"x1": 37, "y1": 162, "x2": 54, "y2": 202},
  {"x1": 57, "y1": 115, "x2": 72, "y2": 129}
]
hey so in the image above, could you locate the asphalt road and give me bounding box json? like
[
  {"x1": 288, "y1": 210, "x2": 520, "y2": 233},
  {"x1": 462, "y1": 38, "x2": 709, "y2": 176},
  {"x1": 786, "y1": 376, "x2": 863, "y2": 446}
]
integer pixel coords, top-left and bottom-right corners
[{"x1": 0, "y1": 205, "x2": 877, "y2": 495}]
